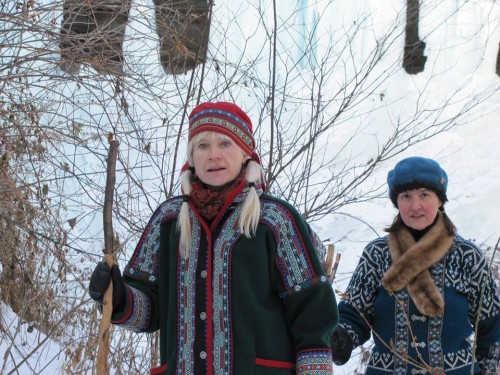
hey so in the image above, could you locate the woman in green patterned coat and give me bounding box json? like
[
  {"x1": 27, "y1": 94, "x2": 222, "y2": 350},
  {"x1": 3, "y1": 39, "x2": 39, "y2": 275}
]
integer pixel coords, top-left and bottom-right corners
[
  {"x1": 89, "y1": 101, "x2": 339, "y2": 375},
  {"x1": 330, "y1": 156, "x2": 500, "y2": 374}
]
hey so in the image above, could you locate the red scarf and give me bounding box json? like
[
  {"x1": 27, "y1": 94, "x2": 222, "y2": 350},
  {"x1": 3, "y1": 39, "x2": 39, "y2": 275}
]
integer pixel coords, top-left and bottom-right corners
[{"x1": 189, "y1": 173, "x2": 246, "y2": 221}]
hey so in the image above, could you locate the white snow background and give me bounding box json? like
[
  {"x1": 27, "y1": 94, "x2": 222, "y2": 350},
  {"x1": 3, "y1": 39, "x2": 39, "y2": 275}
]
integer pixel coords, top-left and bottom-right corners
[{"x1": 1, "y1": 0, "x2": 499, "y2": 374}]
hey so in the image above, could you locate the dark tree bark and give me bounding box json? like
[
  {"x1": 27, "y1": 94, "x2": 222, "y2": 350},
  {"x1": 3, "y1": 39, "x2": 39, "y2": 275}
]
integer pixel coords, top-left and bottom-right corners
[
  {"x1": 59, "y1": 0, "x2": 131, "y2": 75},
  {"x1": 496, "y1": 42, "x2": 500, "y2": 77},
  {"x1": 403, "y1": 0, "x2": 427, "y2": 74},
  {"x1": 153, "y1": 0, "x2": 211, "y2": 74}
]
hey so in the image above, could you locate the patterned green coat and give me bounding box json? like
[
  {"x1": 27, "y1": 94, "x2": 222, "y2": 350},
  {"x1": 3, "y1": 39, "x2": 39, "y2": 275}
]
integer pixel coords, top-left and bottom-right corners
[{"x1": 112, "y1": 186, "x2": 338, "y2": 375}]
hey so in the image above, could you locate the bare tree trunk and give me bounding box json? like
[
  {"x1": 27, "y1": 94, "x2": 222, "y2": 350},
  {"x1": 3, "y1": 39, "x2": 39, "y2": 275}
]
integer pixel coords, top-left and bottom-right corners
[
  {"x1": 403, "y1": 0, "x2": 427, "y2": 74},
  {"x1": 153, "y1": 0, "x2": 211, "y2": 74},
  {"x1": 59, "y1": 0, "x2": 131, "y2": 75}
]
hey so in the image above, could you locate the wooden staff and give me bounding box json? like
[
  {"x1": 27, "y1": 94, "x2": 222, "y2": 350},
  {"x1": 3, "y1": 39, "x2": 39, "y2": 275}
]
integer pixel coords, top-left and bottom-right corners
[{"x1": 97, "y1": 139, "x2": 119, "y2": 375}]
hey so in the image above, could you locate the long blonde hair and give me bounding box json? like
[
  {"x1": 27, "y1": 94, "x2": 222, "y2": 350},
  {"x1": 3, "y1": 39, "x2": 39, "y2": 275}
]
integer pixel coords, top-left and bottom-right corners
[{"x1": 177, "y1": 132, "x2": 264, "y2": 258}]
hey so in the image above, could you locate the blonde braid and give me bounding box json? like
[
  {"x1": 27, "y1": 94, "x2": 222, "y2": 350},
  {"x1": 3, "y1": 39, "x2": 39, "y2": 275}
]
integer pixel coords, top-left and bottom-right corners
[
  {"x1": 178, "y1": 168, "x2": 193, "y2": 259},
  {"x1": 239, "y1": 160, "x2": 263, "y2": 237}
]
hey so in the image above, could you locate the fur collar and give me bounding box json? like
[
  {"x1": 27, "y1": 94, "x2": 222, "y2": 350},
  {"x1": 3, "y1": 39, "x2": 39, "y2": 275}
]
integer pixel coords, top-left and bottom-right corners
[{"x1": 383, "y1": 211, "x2": 454, "y2": 317}]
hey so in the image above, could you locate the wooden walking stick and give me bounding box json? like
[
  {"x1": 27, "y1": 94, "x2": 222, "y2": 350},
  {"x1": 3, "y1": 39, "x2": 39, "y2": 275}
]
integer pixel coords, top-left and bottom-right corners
[{"x1": 96, "y1": 139, "x2": 119, "y2": 375}]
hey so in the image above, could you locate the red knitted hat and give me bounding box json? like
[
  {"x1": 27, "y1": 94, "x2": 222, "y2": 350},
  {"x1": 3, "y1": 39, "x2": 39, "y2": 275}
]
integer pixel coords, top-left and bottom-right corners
[{"x1": 188, "y1": 102, "x2": 255, "y2": 156}]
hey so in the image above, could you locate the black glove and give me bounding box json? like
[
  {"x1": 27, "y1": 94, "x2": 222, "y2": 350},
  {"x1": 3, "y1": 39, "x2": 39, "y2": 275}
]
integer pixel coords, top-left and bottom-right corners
[
  {"x1": 89, "y1": 261, "x2": 126, "y2": 313},
  {"x1": 330, "y1": 325, "x2": 354, "y2": 365}
]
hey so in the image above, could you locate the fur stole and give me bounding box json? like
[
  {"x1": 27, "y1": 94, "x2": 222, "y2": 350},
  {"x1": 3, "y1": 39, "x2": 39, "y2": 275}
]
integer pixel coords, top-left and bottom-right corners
[{"x1": 382, "y1": 212, "x2": 454, "y2": 317}]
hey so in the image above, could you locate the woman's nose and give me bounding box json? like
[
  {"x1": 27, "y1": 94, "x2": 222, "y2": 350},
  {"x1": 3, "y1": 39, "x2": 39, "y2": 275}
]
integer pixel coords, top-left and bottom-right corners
[
  {"x1": 208, "y1": 147, "x2": 220, "y2": 159},
  {"x1": 409, "y1": 198, "x2": 422, "y2": 210}
]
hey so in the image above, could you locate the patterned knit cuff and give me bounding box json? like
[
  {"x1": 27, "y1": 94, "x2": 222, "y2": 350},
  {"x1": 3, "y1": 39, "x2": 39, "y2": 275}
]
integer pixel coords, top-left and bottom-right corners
[
  {"x1": 296, "y1": 349, "x2": 333, "y2": 375},
  {"x1": 339, "y1": 323, "x2": 360, "y2": 347},
  {"x1": 478, "y1": 341, "x2": 500, "y2": 374},
  {"x1": 112, "y1": 285, "x2": 152, "y2": 332}
]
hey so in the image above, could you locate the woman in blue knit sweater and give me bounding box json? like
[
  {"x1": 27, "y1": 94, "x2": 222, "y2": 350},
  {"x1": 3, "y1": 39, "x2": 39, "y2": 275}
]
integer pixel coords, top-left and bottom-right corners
[{"x1": 331, "y1": 156, "x2": 500, "y2": 374}]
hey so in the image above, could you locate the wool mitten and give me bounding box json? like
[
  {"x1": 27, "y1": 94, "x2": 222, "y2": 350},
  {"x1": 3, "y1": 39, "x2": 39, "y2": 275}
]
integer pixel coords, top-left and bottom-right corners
[
  {"x1": 330, "y1": 325, "x2": 354, "y2": 365},
  {"x1": 89, "y1": 261, "x2": 126, "y2": 313}
]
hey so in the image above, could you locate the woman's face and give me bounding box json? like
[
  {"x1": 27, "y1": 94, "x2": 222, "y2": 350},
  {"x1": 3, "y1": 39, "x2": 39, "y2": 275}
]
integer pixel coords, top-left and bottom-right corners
[
  {"x1": 397, "y1": 188, "x2": 442, "y2": 230},
  {"x1": 191, "y1": 132, "x2": 248, "y2": 187}
]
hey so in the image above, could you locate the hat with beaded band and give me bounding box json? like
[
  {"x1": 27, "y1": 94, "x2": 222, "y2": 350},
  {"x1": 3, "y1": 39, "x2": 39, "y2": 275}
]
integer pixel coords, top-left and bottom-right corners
[
  {"x1": 188, "y1": 101, "x2": 255, "y2": 157},
  {"x1": 387, "y1": 156, "x2": 448, "y2": 207}
]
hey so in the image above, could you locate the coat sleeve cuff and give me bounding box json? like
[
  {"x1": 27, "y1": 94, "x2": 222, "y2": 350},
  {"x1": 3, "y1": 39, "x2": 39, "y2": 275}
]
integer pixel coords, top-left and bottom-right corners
[
  {"x1": 296, "y1": 349, "x2": 333, "y2": 374},
  {"x1": 112, "y1": 285, "x2": 152, "y2": 332}
]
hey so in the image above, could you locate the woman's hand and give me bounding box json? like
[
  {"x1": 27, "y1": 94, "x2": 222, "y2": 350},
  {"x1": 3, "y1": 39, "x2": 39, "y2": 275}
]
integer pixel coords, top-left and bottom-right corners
[
  {"x1": 330, "y1": 325, "x2": 354, "y2": 366},
  {"x1": 88, "y1": 261, "x2": 126, "y2": 314}
]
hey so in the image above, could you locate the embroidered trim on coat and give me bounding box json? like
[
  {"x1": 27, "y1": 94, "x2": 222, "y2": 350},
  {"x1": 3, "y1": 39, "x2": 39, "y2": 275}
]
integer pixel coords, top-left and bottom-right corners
[
  {"x1": 212, "y1": 203, "x2": 243, "y2": 375},
  {"x1": 125, "y1": 198, "x2": 182, "y2": 284},
  {"x1": 261, "y1": 200, "x2": 330, "y2": 297},
  {"x1": 175, "y1": 213, "x2": 201, "y2": 374},
  {"x1": 296, "y1": 349, "x2": 333, "y2": 374},
  {"x1": 116, "y1": 286, "x2": 152, "y2": 332}
]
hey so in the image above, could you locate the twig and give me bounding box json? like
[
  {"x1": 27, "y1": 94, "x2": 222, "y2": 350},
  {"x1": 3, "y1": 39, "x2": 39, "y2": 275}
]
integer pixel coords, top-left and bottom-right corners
[
  {"x1": 5, "y1": 300, "x2": 90, "y2": 375},
  {"x1": 326, "y1": 244, "x2": 342, "y2": 283},
  {"x1": 471, "y1": 235, "x2": 500, "y2": 374}
]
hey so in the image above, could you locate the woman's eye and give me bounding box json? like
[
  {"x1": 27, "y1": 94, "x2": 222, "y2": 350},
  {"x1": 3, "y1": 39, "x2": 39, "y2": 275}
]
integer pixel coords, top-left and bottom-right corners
[
  {"x1": 198, "y1": 143, "x2": 208, "y2": 149},
  {"x1": 220, "y1": 141, "x2": 231, "y2": 148}
]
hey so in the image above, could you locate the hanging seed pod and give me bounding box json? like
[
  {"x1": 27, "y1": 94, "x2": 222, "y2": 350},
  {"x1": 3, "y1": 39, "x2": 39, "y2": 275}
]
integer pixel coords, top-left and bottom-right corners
[
  {"x1": 153, "y1": 0, "x2": 210, "y2": 74},
  {"x1": 403, "y1": 0, "x2": 427, "y2": 74},
  {"x1": 496, "y1": 42, "x2": 500, "y2": 77},
  {"x1": 59, "y1": 0, "x2": 131, "y2": 75}
]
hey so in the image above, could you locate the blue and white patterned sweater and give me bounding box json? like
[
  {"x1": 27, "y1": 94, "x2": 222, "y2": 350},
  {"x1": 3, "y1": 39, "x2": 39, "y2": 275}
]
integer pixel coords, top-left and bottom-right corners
[{"x1": 338, "y1": 235, "x2": 500, "y2": 374}]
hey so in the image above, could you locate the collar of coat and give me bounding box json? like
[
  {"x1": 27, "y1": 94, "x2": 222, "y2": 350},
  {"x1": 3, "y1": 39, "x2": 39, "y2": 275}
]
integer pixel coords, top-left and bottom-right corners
[{"x1": 382, "y1": 211, "x2": 454, "y2": 317}]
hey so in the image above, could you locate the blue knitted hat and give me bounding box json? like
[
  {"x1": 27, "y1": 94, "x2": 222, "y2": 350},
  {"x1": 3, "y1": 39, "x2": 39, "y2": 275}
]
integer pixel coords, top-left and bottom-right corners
[{"x1": 387, "y1": 157, "x2": 448, "y2": 206}]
